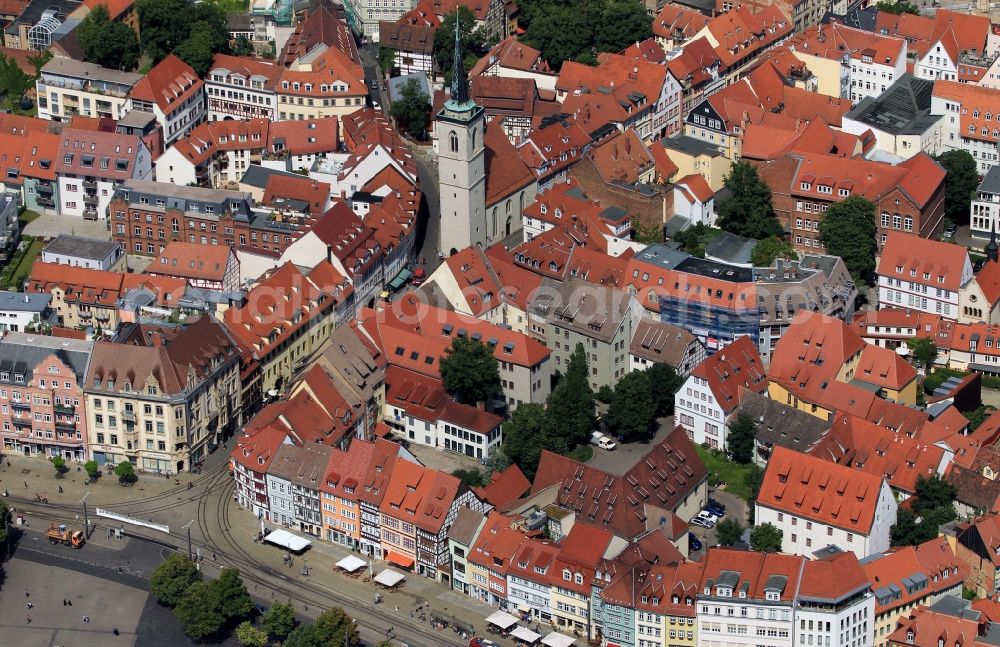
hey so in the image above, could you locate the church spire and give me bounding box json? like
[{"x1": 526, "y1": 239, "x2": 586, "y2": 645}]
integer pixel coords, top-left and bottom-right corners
[
  {"x1": 451, "y1": 18, "x2": 469, "y2": 105},
  {"x1": 988, "y1": 220, "x2": 999, "y2": 264}
]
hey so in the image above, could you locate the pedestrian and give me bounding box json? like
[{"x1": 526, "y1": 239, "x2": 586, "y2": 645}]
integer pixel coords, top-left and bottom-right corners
[
  {"x1": 58, "y1": 485, "x2": 63, "y2": 493},
  {"x1": 26, "y1": 601, "x2": 32, "y2": 609},
  {"x1": 67, "y1": 599, "x2": 72, "y2": 607},
  {"x1": 24, "y1": 589, "x2": 29, "y2": 597},
  {"x1": 82, "y1": 615, "x2": 89, "y2": 623},
  {"x1": 395, "y1": 605, "x2": 399, "y2": 612},
  {"x1": 62, "y1": 599, "x2": 67, "y2": 607},
  {"x1": 25, "y1": 616, "x2": 30, "y2": 624},
  {"x1": 23, "y1": 481, "x2": 26, "y2": 488},
  {"x1": 410, "y1": 610, "x2": 414, "y2": 619},
  {"x1": 112, "y1": 626, "x2": 119, "y2": 636}
]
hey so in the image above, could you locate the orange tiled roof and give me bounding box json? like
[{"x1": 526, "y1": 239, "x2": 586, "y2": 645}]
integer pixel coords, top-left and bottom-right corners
[
  {"x1": 689, "y1": 336, "x2": 767, "y2": 415},
  {"x1": 129, "y1": 55, "x2": 202, "y2": 114},
  {"x1": 147, "y1": 241, "x2": 232, "y2": 283},
  {"x1": 879, "y1": 230, "x2": 970, "y2": 292}
]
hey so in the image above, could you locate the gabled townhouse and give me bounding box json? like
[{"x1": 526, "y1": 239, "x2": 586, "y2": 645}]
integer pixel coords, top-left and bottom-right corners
[
  {"x1": 531, "y1": 277, "x2": 641, "y2": 390},
  {"x1": 599, "y1": 559, "x2": 703, "y2": 647},
  {"x1": 276, "y1": 47, "x2": 367, "y2": 131},
  {"x1": 36, "y1": 57, "x2": 142, "y2": 122},
  {"x1": 377, "y1": 20, "x2": 434, "y2": 77},
  {"x1": 877, "y1": 231, "x2": 972, "y2": 319},
  {"x1": 956, "y1": 514, "x2": 1000, "y2": 598},
  {"x1": 584, "y1": 129, "x2": 656, "y2": 185},
  {"x1": 309, "y1": 203, "x2": 383, "y2": 308},
  {"x1": 357, "y1": 435, "x2": 404, "y2": 558},
  {"x1": 756, "y1": 445, "x2": 898, "y2": 558},
  {"x1": 851, "y1": 308, "x2": 954, "y2": 354},
  {"x1": 231, "y1": 423, "x2": 288, "y2": 521},
  {"x1": 466, "y1": 510, "x2": 526, "y2": 608},
  {"x1": 931, "y1": 80, "x2": 1000, "y2": 175},
  {"x1": 155, "y1": 119, "x2": 270, "y2": 187},
  {"x1": 504, "y1": 532, "x2": 560, "y2": 622},
  {"x1": 145, "y1": 241, "x2": 240, "y2": 293},
  {"x1": 278, "y1": 0, "x2": 358, "y2": 66},
  {"x1": 654, "y1": 134, "x2": 730, "y2": 192},
  {"x1": 629, "y1": 319, "x2": 706, "y2": 377},
  {"x1": 972, "y1": 167, "x2": 1000, "y2": 238},
  {"x1": 913, "y1": 10, "x2": 990, "y2": 82},
  {"x1": 736, "y1": 390, "x2": 832, "y2": 467},
  {"x1": 689, "y1": 5, "x2": 792, "y2": 84},
  {"x1": 42, "y1": 235, "x2": 124, "y2": 272},
  {"x1": 378, "y1": 458, "x2": 491, "y2": 582},
  {"x1": 223, "y1": 260, "x2": 353, "y2": 419},
  {"x1": 863, "y1": 537, "x2": 967, "y2": 647},
  {"x1": 27, "y1": 262, "x2": 125, "y2": 331},
  {"x1": 469, "y1": 36, "x2": 556, "y2": 92},
  {"x1": 447, "y1": 506, "x2": 488, "y2": 596},
  {"x1": 673, "y1": 173, "x2": 714, "y2": 225},
  {"x1": 4, "y1": 130, "x2": 61, "y2": 215},
  {"x1": 266, "y1": 441, "x2": 331, "y2": 533},
  {"x1": 652, "y1": 4, "x2": 710, "y2": 52},
  {"x1": 127, "y1": 55, "x2": 205, "y2": 147},
  {"x1": 809, "y1": 413, "x2": 949, "y2": 500},
  {"x1": 205, "y1": 54, "x2": 282, "y2": 122},
  {"x1": 548, "y1": 523, "x2": 614, "y2": 637},
  {"x1": 514, "y1": 113, "x2": 591, "y2": 190},
  {"x1": 0, "y1": 332, "x2": 93, "y2": 462},
  {"x1": 887, "y1": 598, "x2": 1000, "y2": 647},
  {"x1": 787, "y1": 23, "x2": 907, "y2": 104},
  {"x1": 84, "y1": 316, "x2": 242, "y2": 472},
  {"x1": 531, "y1": 426, "x2": 708, "y2": 539},
  {"x1": 674, "y1": 335, "x2": 767, "y2": 449},
  {"x1": 55, "y1": 128, "x2": 151, "y2": 220},
  {"x1": 759, "y1": 150, "x2": 946, "y2": 251}
]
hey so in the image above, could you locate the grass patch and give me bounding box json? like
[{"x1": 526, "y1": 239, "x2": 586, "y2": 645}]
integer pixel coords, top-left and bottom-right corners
[
  {"x1": 695, "y1": 444, "x2": 753, "y2": 500},
  {"x1": 206, "y1": 0, "x2": 250, "y2": 13},
  {"x1": 1, "y1": 236, "x2": 42, "y2": 290},
  {"x1": 18, "y1": 209, "x2": 39, "y2": 227},
  {"x1": 567, "y1": 444, "x2": 593, "y2": 463}
]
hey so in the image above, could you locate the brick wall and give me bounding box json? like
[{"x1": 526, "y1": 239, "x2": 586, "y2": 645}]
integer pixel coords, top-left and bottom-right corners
[{"x1": 570, "y1": 158, "x2": 670, "y2": 231}]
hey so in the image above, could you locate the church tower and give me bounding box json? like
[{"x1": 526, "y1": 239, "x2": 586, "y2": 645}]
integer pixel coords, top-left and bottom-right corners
[{"x1": 436, "y1": 22, "x2": 486, "y2": 255}]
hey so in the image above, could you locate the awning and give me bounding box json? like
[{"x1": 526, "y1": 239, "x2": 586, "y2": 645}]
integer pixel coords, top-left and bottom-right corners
[
  {"x1": 485, "y1": 610, "x2": 519, "y2": 630},
  {"x1": 373, "y1": 568, "x2": 405, "y2": 587},
  {"x1": 386, "y1": 550, "x2": 415, "y2": 569},
  {"x1": 336, "y1": 555, "x2": 367, "y2": 573},
  {"x1": 511, "y1": 626, "x2": 542, "y2": 643},
  {"x1": 542, "y1": 632, "x2": 577, "y2": 647},
  {"x1": 263, "y1": 528, "x2": 311, "y2": 552}
]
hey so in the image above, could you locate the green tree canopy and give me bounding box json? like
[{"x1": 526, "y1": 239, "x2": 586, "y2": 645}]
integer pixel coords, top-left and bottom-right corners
[
  {"x1": 545, "y1": 343, "x2": 595, "y2": 448},
  {"x1": 751, "y1": 236, "x2": 795, "y2": 267},
  {"x1": 215, "y1": 568, "x2": 254, "y2": 622},
  {"x1": 150, "y1": 554, "x2": 202, "y2": 607},
  {"x1": 749, "y1": 522, "x2": 783, "y2": 552},
  {"x1": 433, "y1": 7, "x2": 485, "y2": 87},
  {"x1": 114, "y1": 460, "x2": 135, "y2": 478},
  {"x1": 84, "y1": 460, "x2": 99, "y2": 476},
  {"x1": 909, "y1": 337, "x2": 938, "y2": 371},
  {"x1": 875, "y1": 0, "x2": 921, "y2": 13},
  {"x1": 745, "y1": 464, "x2": 764, "y2": 524},
  {"x1": 136, "y1": 0, "x2": 190, "y2": 61},
  {"x1": 593, "y1": 0, "x2": 653, "y2": 52},
  {"x1": 136, "y1": 0, "x2": 228, "y2": 68},
  {"x1": 174, "y1": 21, "x2": 222, "y2": 76},
  {"x1": 231, "y1": 36, "x2": 255, "y2": 57},
  {"x1": 175, "y1": 580, "x2": 225, "y2": 640},
  {"x1": 0, "y1": 499, "x2": 8, "y2": 545},
  {"x1": 0, "y1": 53, "x2": 36, "y2": 110},
  {"x1": 77, "y1": 4, "x2": 140, "y2": 70},
  {"x1": 262, "y1": 601, "x2": 298, "y2": 641},
  {"x1": 313, "y1": 607, "x2": 360, "y2": 647},
  {"x1": 500, "y1": 403, "x2": 551, "y2": 480},
  {"x1": 236, "y1": 621, "x2": 268, "y2": 647},
  {"x1": 717, "y1": 162, "x2": 782, "y2": 239},
  {"x1": 645, "y1": 362, "x2": 683, "y2": 418},
  {"x1": 819, "y1": 196, "x2": 878, "y2": 286},
  {"x1": 452, "y1": 467, "x2": 489, "y2": 487},
  {"x1": 51, "y1": 456, "x2": 67, "y2": 474},
  {"x1": 521, "y1": 0, "x2": 650, "y2": 67},
  {"x1": 673, "y1": 223, "x2": 720, "y2": 258},
  {"x1": 912, "y1": 475, "x2": 956, "y2": 517},
  {"x1": 935, "y1": 150, "x2": 978, "y2": 226},
  {"x1": 727, "y1": 413, "x2": 757, "y2": 464},
  {"x1": 606, "y1": 370, "x2": 656, "y2": 442},
  {"x1": 390, "y1": 78, "x2": 430, "y2": 139},
  {"x1": 439, "y1": 336, "x2": 502, "y2": 405},
  {"x1": 716, "y1": 518, "x2": 744, "y2": 546}
]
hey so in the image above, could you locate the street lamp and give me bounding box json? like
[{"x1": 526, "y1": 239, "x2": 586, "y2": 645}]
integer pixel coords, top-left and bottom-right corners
[
  {"x1": 182, "y1": 520, "x2": 194, "y2": 560},
  {"x1": 79, "y1": 491, "x2": 91, "y2": 539}
]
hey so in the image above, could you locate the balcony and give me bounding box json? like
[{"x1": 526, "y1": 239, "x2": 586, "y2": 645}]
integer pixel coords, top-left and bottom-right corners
[
  {"x1": 78, "y1": 310, "x2": 92, "y2": 320},
  {"x1": 11, "y1": 401, "x2": 29, "y2": 411},
  {"x1": 122, "y1": 411, "x2": 136, "y2": 423},
  {"x1": 37, "y1": 196, "x2": 55, "y2": 208},
  {"x1": 37, "y1": 182, "x2": 53, "y2": 195},
  {"x1": 83, "y1": 193, "x2": 98, "y2": 205},
  {"x1": 82, "y1": 178, "x2": 96, "y2": 189},
  {"x1": 54, "y1": 402, "x2": 75, "y2": 414},
  {"x1": 55, "y1": 420, "x2": 76, "y2": 432},
  {"x1": 95, "y1": 310, "x2": 110, "y2": 322},
  {"x1": 83, "y1": 208, "x2": 98, "y2": 220},
  {"x1": 12, "y1": 417, "x2": 30, "y2": 428}
]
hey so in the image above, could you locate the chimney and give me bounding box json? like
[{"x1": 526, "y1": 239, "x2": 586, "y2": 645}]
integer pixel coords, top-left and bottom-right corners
[{"x1": 326, "y1": 244, "x2": 333, "y2": 264}]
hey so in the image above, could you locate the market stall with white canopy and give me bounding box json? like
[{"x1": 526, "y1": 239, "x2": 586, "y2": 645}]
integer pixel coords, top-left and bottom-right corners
[
  {"x1": 511, "y1": 626, "x2": 542, "y2": 643},
  {"x1": 335, "y1": 555, "x2": 367, "y2": 573},
  {"x1": 373, "y1": 568, "x2": 406, "y2": 588},
  {"x1": 263, "y1": 529, "x2": 311, "y2": 552},
  {"x1": 485, "y1": 610, "x2": 519, "y2": 631},
  {"x1": 541, "y1": 632, "x2": 576, "y2": 647}
]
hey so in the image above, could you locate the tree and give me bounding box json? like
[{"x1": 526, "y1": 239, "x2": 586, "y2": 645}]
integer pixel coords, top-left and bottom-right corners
[
  {"x1": 913, "y1": 475, "x2": 956, "y2": 517},
  {"x1": 673, "y1": 223, "x2": 719, "y2": 258},
  {"x1": 596, "y1": 384, "x2": 615, "y2": 403},
  {"x1": 231, "y1": 36, "x2": 254, "y2": 57},
  {"x1": 452, "y1": 467, "x2": 489, "y2": 487},
  {"x1": 77, "y1": 4, "x2": 140, "y2": 70},
  {"x1": 727, "y1": 413, "x2": 757, "y2": 464},
  {"x1": 236, "y1": 621, "x2": 268, "y2": 647},
  {"x1": 500, "y1": 403, "x2": 551, "y2": 481},
  {"x1": 717, "y1": 162, "x2": 782, "y2": 239},
  {"x1": 175, "y1": 580, "x2": 225, "y2": 640},
  {"x1": 390, "y1": 78, "x2": 430, "y2": 139},
  {"x1": 439, "y1": 336, "x2": 502, "y2": 405},
  {"x1": 936, "y1": 150, "x2": 978, "y2": 226},
  {"x1": 284, "y1": 624, "x2": 327, "y2": 647},
  {"x1": 745, "y1": 464, "x2": 764, "y2": 524},
  {"x1": 262, "y1": 601, "x2": 297, "y2": 641},
  {"x1": 875, "y1": 0, "x2": 921, "y2": 13},
  {"x1": 0, "y1": 499, "x2": 8, "y2": 545},
  {"x1": 819, "y1": 196, "x2": 878, "y2": 286},
  {"x1": 633, "y1": 221, "x2": 663, "y2": 244},
  {"x1": 890, "y1": 508, "x2": 926, "y2": 546},
  {"x1": 150, "y1": 554, "x2": 202, "y2": 607},
  {"x1": 544, "y1": 343, "x2": 595, "y2": 448},
  {"x1": 606, "y1": 370, "x2": 656, "y2": 442},
  {"x1": 909, "y1": 337, "x2": 938, "y2": 371},
  {"x1": 175, "y1": 21, "x2": 222, "y2": 77},
  {"x1": 378, "y1": 46, "x2": 395, "y2": 75},
  {"x1": 751, "y1": 236, "x2": 795, "y2": 267},
  {"x1": 593, "y1": 0, "x2": 652, "y2": 52},
  {"x1": 434, "y1": 7, "x2": 484, "y2": 87},
  {"x1": 646, "y1": 363, "x2": 682, "y2": 418},
  {"x1": 716, "y1": 518, "x2": 744, "y2": 546},
  {"x1": 523, "y1": 4, "x2": 596, "y2": 67},
  {"x1": 0, "y1": 53, "x2": 35, "y2": 110},
  {"x1": 136, "y1": 0, "x2": 190, "y2": 62},
  {"x1": 749, "y1": 522, "x2": 783, "y2": 552},
  {"x1": 114, "y1": 461, "x2": 135, "y2": 478},
  {"x1": 314, "y1": 607, "x2": 360, "y2": 647},
  {"x1": 51, "y1": 456, "x2": 67, "y2": 475},
  {"x1": 84, "y1": 460, "x2": 99, "y2": 478},
  {"x1": 965, "y1": 405, "x2": 996, "y2": 432},
  {"x1": 215, "y1": 568, "x2": 253, "y2": 623}
]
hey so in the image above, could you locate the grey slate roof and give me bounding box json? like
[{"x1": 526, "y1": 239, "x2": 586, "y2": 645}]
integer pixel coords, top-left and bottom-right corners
[
  {"x1": 388, "y1": 73, "x2": 431, "y2": 104},
  {"x1": 240, "y1": 165, "x2": 304, "y2": 190},
  {"x1": 659, "y1": 135, "x2": 723, "y2": 157},
  {"x1": 447, "y1": 505, "x2": 486, "y2": 545},
  {"x1": 0, "y1": 331, "x2": 93, "y2": 384},
  {"x1": 736, "y1": 390, "x2": 831, "y2": 456},
  {"x1": 844, "y1": 73, "x2": 941, "y2": 136},
  {"x1": 0, "y1": 291, "x2": 50, "y2": 313},
  {"x1": 980, "y1": 165, "x2": 1000, "y2": 196},
  {"x1": 43, "y1": 235, "x2": 119, "y2": 261},
  {"x1": 704, "y1": 231, "x2": 755, "y2": 265}
]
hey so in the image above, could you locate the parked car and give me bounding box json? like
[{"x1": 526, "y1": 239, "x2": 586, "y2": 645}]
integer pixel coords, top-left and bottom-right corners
[
  {"x1": 590, "y1": 431, "x2": 608, "y2": 446},
  {"x1": 704, "y1": 503, "x2": 725, "y2": 517},
  {"x1": 695, "y1": 511, "x2": 719, "y2": 525},
  {"x1": 597, "y1": 437, "x2": 617, "y2": 450},
  {"x1": 471, "y1": 639, "x2": 501, "y2": 647},
  {"x1": 707, "y1": 497, "x2": 726, "y2": 513},
  {"x1": 688, "y1": 532, "x2": 703, "y2": 552},
  {"x1": 691, "y1": 516, "x2": 714, "y2": 529}
]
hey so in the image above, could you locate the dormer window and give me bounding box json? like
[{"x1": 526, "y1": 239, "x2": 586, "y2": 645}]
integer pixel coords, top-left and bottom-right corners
[
  {"x1": 563, "y1": 569, "x2": 571, "y2": 581},
  {"x1": 574, "y1": 573, "x2": 583, "y2": 584},
  {"x1": 800, "y1": 182, "x2": 811, "y2": 190}
]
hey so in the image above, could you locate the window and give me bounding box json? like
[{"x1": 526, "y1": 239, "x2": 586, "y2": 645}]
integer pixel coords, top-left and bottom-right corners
[{"x1": 449, "y1": 131, "x2": 459, "y2": 153}]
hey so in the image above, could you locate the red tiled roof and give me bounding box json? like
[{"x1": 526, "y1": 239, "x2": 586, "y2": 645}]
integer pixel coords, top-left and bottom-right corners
[
  {"x1": 279, "y1": 2, "x2": 358, "y2": 66},
  {"x1": 758, "y1": 446, "x2": 886, "y2": 535},
  {"x1": 798, "y1": 551, "x2": 870, "y2": 601},
  {"x1": 975, "y1": 259, "x2": 1000, "y2": 306},
  {"x1": 474, "y1": 464, "x2": 530, "y2": 509},
  {"x1": 704, "y1": 5, "x2": 791, "y2": 71},
  {"x1": 690, "y1": 336, "x2": 767, "y2": 415},
  {"x1": 483, "y1": 123, "x2": 534, "y2": 206},
  {"x1": 652, "y1": 4, "x2": 710, "y2": 42},
  {"x1": 262, "y1": 174, "x2": 331, "y2": 213},
  {"x1": 209, "y1": 54, "x2": 284, "y2": 91},
  {"x1": 700, "y1": 547, "x2": 804, "y2": 602},
  {"x1": 230, "y1": 425, "x2": 287, "y2": 473},
  {"x1": 587, "y1": 129, "x2": 654, "y2": 185},
  {"x1": 28, "y1": 262, "x2": 124, "y2": 305},
  {"x1": 147, "y1": 241, "x2": 232, "y2": 283},
  {"x1": 82, "y1": 0, "x2": 134, "y2": 19},
  {"x1": 879, "y1": 230, "x2": 969, "y2": 292},
  {"x1": 129, "y1": 55, "x2": 203, "y2": 114},
  {"x1": 862, "y1": 537, "x2": 964, "y2": 613},
  {"x1": 788, "y1": 23, "x2": 906, "y2": 67},
  {"x1": 379, "y1": 456, "x2": 463, "y2": 534},
  {"x1": 933, "y1": 81, "x2": 1000, "y2": 146},
  {"x1": 675, "y1": 173, "x2": 713, "y2": 203},
  {"x1": 888, "y1": 604, "x2": 992, "y2": 647}
]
